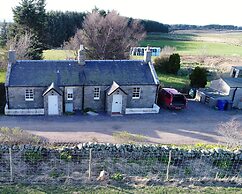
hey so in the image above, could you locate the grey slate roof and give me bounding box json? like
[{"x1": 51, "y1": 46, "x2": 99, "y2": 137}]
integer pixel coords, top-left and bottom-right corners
[
  {"x1": 7, "y1": 60, "x2": 156, "y2": 87},
  {"x1": 223, "y1": 77, "x2": 242, "y2": 88},
  {"x1": 107, "y1": 81, "x2": 127, "y2": 96},
  {"x1": 43, "y1": 82, "x2": 63, "y2": 96}
]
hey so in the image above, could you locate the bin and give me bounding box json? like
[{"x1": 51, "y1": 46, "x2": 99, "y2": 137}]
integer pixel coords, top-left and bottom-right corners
[
  {"x1": 225, "y1": 100, "x2": 233, "y2": 110},
  {"x1": 188, "y1": 88, "x2": 196, "y2": 99},
  {"x1": 217, "y1": 100, "x2": 227, "y2": 110}
]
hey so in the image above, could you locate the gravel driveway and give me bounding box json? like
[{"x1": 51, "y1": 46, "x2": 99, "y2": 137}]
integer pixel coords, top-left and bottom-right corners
[{"x1": 0, "y1": 100, "x2": 241, "y2": 144}]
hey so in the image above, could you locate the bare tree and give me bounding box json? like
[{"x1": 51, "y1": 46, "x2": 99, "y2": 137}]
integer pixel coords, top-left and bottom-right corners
[
  {"x1": 216, "y1": 118, "x2": 242, "y2": 148},
  {"x1": 64, "y1": 10, "x2": 146, "y2": 59},
  {"x1": 0, "y1": 49, "x2": 8, "y2": 70},
  {"x1": 6, "y1": 32, "x2": 33, "y2": 60},
  {"x1": 63, "y1": 30, "x2": 82, "y2": 59},
  {"x1": 160, "y1": 46, "x2": 176, "y2": 56}
]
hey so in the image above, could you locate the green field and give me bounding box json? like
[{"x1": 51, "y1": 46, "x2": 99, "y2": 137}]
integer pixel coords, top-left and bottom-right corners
[
  {"x1": 0, "y1": 185, "x2": 241, "y2": 194},
  {"x1": 157, "y1": 73, "x2": 189, "y2": 88},
  {"x1": 43, "y1": 50, "x2": 75, "y2": 60},
  {"x1": 0, "y1": 70, "x2": 6, "y2": 83},
  {"x1": 141, "y1": 31, "x2": 242, "y2": 57}
]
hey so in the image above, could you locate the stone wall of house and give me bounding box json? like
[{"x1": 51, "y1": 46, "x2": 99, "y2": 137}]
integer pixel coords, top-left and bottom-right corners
[
  {"x1": 64, "y1": 86, "x2": 83, "y2": 111},
  {"x1": 123, "y1": 85, "x2": 157, "y2": 108},
  {"x1": 83, "y1": 86, "x2": 107, "y2": 112},
  {"x1": 7, "y1": 87, "x2": 45, "y2": 109},
  {"x1": 84, "y1": 85, "x2": 157, "y2": 112}
]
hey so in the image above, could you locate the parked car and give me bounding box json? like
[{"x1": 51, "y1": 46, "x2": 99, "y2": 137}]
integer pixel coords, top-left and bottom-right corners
[{"x1": 158, "y1": 88, "x2": 187, "y2": 110}]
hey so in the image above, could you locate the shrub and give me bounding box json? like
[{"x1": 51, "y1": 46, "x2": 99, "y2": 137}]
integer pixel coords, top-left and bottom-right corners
[
  {"x1": 189, "y1": 66, "x2": 207, "y2": 88},
  {"x1": 168, "y1": 53, "x2": 180, "y2": 74},
  {"x1": 23, "y1": 151, "x2": 43, "y2": 164},
  {"x1": 154, "y1": 55, "x2": 169, "y2": 73},
  {"x1": 83, "y1": 107, "x2": 96, "y2": 113},
  {"x1": 60, "y1": 151, "x2": 72, "y2": 162},
  {"x1": 111, "y1": 172, "x2": 123, "y2": 181},
  {"x1": 154, "y1": 53, "x2": 181, "y2": 74}
]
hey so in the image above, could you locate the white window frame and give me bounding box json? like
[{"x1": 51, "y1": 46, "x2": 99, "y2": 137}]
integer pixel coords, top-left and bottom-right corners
[
  {"x1": 132, "y1": 87, "x2": 141, "y2": 99},
  {"x1": 66, "y1": 88, "x2": 73, "y2": 101},
  {"x1": 25, "y1": 89, "x2": 34, "y2": 101},
  {"x1": 94, "y1": 87, "x2": 100, "y2": 100}
]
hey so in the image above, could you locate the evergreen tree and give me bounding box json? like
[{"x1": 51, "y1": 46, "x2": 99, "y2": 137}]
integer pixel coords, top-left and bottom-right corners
[
  {"x1": 0, "y1": 20, "x2": 8, "y2": 47},
  {"x1": 189, "y1": 67, "x2": 207, "y2": 88},
  {"x1": 45, "y1": 11, "x2": 85, "y2": 48},
  {"x1": 168, "y1": 53, "x2": 180, "y2": 74},
  {"x1": 12, "y1": 0, "x2": 47, "y2": 59}
]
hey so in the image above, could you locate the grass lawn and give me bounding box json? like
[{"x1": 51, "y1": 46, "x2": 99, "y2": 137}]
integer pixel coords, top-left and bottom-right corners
[
  {"x1": 43, "y1": 50, "x2": 75, "y2": 60},
  {"x1": 157, "y1": 72, "x2": 189, "y2": 88},
  {"x1": 0, "y1": 70, "x2": 6, "y2": 83},
  {"x1": 141, "y1": 32, "x2": 242, "y2": 57},
  {"x1": 0, "y1": 185, "x2": 241, "y2": 194}
]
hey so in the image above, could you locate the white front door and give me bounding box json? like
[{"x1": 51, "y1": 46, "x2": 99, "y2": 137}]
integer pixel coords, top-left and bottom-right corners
[
  {"x1": 112, "y1": 94, "x2": 122, "y2": 113},
  {"x1": 48, "y1": 95, "x2": 58, "y2": 115}
]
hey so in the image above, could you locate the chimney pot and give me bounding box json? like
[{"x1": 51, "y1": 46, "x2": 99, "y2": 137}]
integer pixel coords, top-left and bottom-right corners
[
  {"x1": 144, "y1": 46, "x2": 152, "y2": 63},
  {"x1": 8, "y1": 50, "x2": 16, "y2": 64},
  {"x1": 78, "y1": 45, "x2": 85, "y2": 65}
]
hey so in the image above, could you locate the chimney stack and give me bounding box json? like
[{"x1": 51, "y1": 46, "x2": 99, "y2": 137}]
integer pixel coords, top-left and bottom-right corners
[
  {"x1": 78, "y1": 45, "x2": 85, "y2": 65},
  {"x1": 144, "y1": 45, "x2": 152, "y2": 63},
  {"x1": 8, "y1": 50, "x2": 16, "y2": 64}
]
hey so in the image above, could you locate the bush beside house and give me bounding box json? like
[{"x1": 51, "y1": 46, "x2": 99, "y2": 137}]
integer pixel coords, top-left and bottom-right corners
[
  {"x1": 154, "y1": 53, "x2": 181, "y2": 74},
  {"x1": 189, "y1": 66, "x2": 207, "y2": 88}
]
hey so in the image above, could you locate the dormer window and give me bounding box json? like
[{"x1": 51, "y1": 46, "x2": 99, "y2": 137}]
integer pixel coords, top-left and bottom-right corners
[{"x1": 25, "y1": 89, "x2": 34, "y2": 101}]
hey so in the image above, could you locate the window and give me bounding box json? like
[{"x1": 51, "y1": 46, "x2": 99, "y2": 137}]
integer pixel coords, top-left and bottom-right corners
[
  {"x1": 132, "y1": 87, "x2": 141, "y2": 99},
  {"x1": 94, "y1": 87, "x2": 100, "y2": 100},
  {"x1": 25, "y1": 89, "x2": 34, "y2": 101},
  {"x1": 67, "y1": 88, "x2": 73, "y2": 100}
]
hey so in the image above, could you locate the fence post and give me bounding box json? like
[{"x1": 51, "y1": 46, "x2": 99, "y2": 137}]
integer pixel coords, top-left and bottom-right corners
[
  {"x1": 9, "y1": 147, "x2": 13, "y2": 182},
  {"x1": 88, "y1": 148, "x2": 92, "y2": 180},
  {"x1": 166, "y1": 150, "x2": 172, "y2": 181}
]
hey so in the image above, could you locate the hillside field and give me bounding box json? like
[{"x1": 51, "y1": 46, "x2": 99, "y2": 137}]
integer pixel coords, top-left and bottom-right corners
[{"x1": 140, "y1": 31, "x2": 242, "y2": 57}]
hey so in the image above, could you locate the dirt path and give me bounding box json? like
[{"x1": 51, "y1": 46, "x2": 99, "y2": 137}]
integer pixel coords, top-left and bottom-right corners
[{"x1": 0, "y1": 101, "x2": 241, "y2": 144}]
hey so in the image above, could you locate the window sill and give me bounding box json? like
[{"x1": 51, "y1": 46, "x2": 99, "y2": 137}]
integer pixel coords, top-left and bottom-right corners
[
  {"x1": 132, "y1": 97, "x2": 140, "y2": 100},
  {"x1": 25, "y1": 99, "x2": 34, "y2": 101}
]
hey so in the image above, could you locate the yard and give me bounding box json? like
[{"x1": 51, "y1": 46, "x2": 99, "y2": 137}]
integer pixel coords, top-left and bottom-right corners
[{"x1": 0, "y1": 70, "x2": 6, "y2": 83}]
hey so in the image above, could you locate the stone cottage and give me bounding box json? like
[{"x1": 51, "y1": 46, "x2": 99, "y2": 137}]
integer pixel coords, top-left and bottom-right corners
[{"x1": 5, "y1": 46, "x2": 160, "y2": 115}]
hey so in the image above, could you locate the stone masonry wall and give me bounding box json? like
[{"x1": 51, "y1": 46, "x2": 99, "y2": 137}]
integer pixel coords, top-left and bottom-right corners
[
  {"x1": 8, "y1": 87, "x2": 46, "y2": 109},
  {"x1": 0, "y1": 143, "x2": 241, "y2": 162}
]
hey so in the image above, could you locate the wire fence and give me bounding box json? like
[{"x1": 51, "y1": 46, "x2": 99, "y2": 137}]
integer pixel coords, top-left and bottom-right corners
[{"x1": 0, "y1": 147, "x2": 241, "y2": 185}]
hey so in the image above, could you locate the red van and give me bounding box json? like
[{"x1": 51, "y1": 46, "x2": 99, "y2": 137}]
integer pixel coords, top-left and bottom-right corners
[{"x1": 158, "y1": 88, "x2": 187, "y2": 110}]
